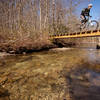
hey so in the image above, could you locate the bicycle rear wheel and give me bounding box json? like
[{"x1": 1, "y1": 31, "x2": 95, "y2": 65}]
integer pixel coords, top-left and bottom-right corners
[{"x1": 88, "y1": 20, "x2": 99, "y2": 31}]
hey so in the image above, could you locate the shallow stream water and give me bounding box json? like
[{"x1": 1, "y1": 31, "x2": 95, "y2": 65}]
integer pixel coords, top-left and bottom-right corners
[{"x1": 0, "y1": 48, "x2": 100, "y2": 100}]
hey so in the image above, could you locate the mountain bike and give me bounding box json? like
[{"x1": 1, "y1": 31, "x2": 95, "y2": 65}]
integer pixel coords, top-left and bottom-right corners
[{"x1": 80, "y1": 16, "x2": 99, "y2": 31}]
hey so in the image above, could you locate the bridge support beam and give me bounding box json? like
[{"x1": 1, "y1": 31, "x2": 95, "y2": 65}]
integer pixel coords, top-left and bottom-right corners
[
  {"x1": 96, "y1": 37, "x2": 100, "y2": 49},
  {"x1": 96, "y1": 44, "x2": 100, "y2": 49}
]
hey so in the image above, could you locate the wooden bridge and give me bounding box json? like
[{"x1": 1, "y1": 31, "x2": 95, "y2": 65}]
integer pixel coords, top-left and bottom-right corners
[
  {"x1": 49, "y1": 30, "x2": 100, "y2": 39},
  {"x1": 49, "y1": 29, "x2": 100, "y2": 48}
]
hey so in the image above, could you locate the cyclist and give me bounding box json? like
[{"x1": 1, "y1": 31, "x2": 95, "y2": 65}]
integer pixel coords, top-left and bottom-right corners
[{"x1": 80, "y1": 4, "x2": 93, "y2": 23}]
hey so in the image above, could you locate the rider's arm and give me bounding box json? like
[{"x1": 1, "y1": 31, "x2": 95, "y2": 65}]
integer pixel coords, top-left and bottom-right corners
[{"x1": 87, "y1": 10, "x2": 90, "y2": 16}]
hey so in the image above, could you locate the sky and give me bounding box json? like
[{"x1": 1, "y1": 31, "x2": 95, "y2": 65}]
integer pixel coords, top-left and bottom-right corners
[
  {"x1": 91, "y1": 0, "x2": 100, "y2": 20},
  {"x1": 77, "y1": 0, "x2": 100, "y2": 20}
]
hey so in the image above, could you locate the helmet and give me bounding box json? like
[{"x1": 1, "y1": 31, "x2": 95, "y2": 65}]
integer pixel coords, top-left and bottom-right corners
[{"x1": 88, "y1": 4, "x2": 93, "y2": 7}]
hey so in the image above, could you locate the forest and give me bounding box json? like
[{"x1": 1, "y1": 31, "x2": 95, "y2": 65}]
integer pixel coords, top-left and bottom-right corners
[{"x1": 0, "y1": 0, "x2": 98, "y2": 53}]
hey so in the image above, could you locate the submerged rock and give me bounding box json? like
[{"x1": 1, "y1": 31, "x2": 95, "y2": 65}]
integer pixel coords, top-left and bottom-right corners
[
  {"x1": 0, "y1": 52, "x2": 11, "y2": 57},
  {"x1": 0, "y1": 86, "x2": 10, "y2": 100}
]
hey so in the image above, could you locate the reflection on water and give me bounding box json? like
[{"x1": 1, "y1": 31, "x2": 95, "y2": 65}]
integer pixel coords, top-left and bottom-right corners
[
  {"x1": 66, "y1": 67, "x2": 100, "y2": 100},
  {"x1": 87, "y1": 70, "x2": 100, "y2": 86},
  {"x1": 0, "y1": 48, "x2": 100, "y2": 100},
  {"x1": 87, "y1": 49, "x2": 100, "y2": 63}
]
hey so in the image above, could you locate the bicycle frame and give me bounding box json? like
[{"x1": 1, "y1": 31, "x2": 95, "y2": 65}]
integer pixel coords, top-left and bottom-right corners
[
  {"x1": 86, "y1": 16, "x2": 92, "y2": 25},
  {"x1": 84, "y1": 16, "x2": 94, "y2": 29},
  {"x1": 80, "y1": 16, "x2": 99, "y2": 31}
]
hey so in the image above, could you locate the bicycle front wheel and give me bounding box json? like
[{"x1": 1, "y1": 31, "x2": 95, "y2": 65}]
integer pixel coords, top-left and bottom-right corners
[{"x1": 88, "y1": 20, "x2": 99, "y2": 31}]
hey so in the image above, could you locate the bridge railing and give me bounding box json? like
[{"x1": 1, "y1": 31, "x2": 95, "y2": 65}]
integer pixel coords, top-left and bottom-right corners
[{"x1": 49, "y1": 29, "x2": 100, "y2": 39}]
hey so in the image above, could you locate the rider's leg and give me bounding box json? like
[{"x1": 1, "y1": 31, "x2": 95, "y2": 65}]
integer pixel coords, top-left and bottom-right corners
[
  {"x1": 80, "y1": 15, "x2": 86, "y2": 23},
  {"x1": 84, "y1": 16, "x2": 88, "y2": 23}
]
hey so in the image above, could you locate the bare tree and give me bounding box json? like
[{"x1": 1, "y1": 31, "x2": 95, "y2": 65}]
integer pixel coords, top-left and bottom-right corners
[{"x1": 0, "y1": 0, "x2": 93, "y2": 51}]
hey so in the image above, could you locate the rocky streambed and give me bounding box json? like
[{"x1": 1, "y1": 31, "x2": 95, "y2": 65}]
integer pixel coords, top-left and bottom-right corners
[{"x1": 0, "y1": 48, "x2": 100, "y2": 100}]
